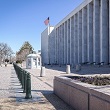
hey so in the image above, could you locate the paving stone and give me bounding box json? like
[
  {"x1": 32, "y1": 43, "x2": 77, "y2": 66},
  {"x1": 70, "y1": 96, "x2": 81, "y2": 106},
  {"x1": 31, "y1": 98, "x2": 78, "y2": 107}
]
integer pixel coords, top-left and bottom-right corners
[{"x1": 0, "y1": 64, "x2": 110, "y2": 110}]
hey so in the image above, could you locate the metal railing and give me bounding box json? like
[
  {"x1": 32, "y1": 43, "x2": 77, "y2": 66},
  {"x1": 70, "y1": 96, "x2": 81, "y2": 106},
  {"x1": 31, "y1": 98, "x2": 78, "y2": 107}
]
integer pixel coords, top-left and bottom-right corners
[{"x1": 13, "y1": 63, "x2": 32, "y2": 99}]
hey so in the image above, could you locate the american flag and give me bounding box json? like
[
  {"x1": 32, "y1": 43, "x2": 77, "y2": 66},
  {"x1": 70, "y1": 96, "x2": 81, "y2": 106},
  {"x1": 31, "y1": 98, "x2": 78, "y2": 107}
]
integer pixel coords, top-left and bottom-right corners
[{"x1": 44, "y1": 17, "x2": 49, "y2": 25}]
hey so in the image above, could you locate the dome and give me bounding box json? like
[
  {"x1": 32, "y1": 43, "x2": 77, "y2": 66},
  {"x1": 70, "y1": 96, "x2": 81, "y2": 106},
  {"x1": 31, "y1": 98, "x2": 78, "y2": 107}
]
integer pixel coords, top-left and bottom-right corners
[
  {"x1": 27, "y1": 53, "x2": 40, "y2": 58},
  {"x1": 27, "y1": 54, "x2": 37, "y2": 58}
]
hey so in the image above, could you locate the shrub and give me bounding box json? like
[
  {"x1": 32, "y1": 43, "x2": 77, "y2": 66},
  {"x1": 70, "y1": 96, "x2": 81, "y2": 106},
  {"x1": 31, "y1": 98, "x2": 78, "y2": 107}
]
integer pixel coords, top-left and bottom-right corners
[
  {"x1": 16, "y1": 60, "x2": 22, "y2": 64},
  {"x1": 5, "y1": 59, "x2": 9, "y2": 62}
]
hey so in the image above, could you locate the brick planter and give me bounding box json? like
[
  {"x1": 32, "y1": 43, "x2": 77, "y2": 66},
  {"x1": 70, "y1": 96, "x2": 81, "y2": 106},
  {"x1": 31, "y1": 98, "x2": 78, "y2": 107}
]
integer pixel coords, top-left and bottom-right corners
[{"x1": 54, "y1": 76, "x2": 110, "y2": 110}]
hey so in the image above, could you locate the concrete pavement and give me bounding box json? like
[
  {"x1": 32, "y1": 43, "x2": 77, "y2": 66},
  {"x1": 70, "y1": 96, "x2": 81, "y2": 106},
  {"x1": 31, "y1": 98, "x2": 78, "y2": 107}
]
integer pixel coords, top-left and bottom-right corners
[
  {"x1": 0, "y1": 64, "x2": 73, "y2": 110},
  {"x1": 0, "y1": 64, "x2": 110, "y2": 110}
]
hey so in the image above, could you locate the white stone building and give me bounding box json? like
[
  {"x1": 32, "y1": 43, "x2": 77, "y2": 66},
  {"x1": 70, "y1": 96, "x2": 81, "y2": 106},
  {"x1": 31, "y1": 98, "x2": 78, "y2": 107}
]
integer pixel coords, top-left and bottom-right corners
[
  {"x1": 41, "y1": 26, "x2": 54, "y2": 65},
  {"x1": 41, "y1": 0, "x2": 110, "y2": 66},
  {"x1": 26, "y1": 53, "x2": 41, "y2": 69}
]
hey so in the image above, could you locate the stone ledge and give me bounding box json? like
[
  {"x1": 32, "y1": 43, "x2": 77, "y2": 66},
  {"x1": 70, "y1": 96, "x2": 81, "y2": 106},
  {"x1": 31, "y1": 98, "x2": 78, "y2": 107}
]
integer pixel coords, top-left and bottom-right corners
[{"x1": 54, "y1": 76, "x2": 110, "y2": 110}]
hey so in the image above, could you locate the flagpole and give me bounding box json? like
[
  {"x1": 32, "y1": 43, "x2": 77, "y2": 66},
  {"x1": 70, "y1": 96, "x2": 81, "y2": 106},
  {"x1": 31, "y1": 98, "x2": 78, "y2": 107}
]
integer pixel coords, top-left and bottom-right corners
[{"x1": 48, "y1": 17, "x2": 50, "y2": 35}]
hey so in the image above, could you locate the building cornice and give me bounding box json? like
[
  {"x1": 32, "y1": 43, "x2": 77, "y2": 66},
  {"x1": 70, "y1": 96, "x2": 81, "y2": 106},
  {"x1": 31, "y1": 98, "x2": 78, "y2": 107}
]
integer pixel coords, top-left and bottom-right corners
[{"x1": 55, "y1": 0, "x2": 92, "y2": 28}]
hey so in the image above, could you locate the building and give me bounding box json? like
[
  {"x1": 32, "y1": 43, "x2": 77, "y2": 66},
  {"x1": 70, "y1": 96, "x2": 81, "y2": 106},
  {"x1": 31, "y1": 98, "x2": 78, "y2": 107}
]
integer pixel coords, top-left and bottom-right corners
[
  {"x1": 41, "y1": 0, "x2": 110, "y2": 66},
  {"x1": 26, "y1": 53, "x2": 41, "y2": 69},
  {"x1": 41, "y1": 26, "x2": 54, "y2": 65}
]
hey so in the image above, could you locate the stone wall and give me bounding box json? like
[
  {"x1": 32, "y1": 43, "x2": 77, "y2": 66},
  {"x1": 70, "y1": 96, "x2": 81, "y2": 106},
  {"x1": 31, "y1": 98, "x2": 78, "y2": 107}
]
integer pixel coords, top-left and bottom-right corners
[{"x1": 54, "y1": 76, "x2": 110, "y2": 110}]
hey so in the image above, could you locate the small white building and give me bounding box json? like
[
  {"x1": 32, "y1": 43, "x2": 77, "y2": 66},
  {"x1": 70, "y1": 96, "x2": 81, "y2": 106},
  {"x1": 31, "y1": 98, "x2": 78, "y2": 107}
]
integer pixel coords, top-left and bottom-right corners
[{"x1": 26, "y1": 53, "x2": 41, "y2": 69}]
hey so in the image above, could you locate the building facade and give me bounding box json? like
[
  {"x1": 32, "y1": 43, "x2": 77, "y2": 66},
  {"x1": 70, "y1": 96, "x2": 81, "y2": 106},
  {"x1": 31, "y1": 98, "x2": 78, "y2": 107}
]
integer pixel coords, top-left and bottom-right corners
[
  {"x1": 42, "y1": 0, "x2": 110, "y2": 66},
  {"x1": 41, "y1": 26, "x2": 54, "y2": 65}
]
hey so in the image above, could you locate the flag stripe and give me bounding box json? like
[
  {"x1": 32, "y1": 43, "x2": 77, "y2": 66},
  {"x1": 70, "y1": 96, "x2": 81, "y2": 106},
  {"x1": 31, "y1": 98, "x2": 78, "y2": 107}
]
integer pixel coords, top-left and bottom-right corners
[{"x1": 44, "y1": 17, "x2": 49, "y2": 25}]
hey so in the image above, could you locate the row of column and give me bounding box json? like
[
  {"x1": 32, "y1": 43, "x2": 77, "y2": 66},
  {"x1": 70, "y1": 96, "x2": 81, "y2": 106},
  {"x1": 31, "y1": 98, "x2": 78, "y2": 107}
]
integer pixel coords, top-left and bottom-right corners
[{"x1": 49, "y1": 0, "x2": 109, "y2": 65}]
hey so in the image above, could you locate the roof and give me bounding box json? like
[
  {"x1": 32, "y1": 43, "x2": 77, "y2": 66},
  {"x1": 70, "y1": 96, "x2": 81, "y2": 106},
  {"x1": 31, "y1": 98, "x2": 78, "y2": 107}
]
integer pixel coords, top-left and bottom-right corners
[{"x1": 27, "y1": 54, "x2": 40, "y2": 58}]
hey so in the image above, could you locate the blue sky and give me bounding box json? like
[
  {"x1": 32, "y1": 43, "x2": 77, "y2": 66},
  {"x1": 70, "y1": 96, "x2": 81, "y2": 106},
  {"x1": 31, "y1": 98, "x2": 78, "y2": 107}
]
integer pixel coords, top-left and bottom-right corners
[{"x1": 0, "y1": 0, "x2": 84, "y2": 54}]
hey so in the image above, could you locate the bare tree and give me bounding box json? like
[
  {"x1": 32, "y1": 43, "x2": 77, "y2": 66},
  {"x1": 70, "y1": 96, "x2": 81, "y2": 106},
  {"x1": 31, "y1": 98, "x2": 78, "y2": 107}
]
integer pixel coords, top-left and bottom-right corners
[{"x1": 0, "y1": 43, "x2": 14, "y2": 65}]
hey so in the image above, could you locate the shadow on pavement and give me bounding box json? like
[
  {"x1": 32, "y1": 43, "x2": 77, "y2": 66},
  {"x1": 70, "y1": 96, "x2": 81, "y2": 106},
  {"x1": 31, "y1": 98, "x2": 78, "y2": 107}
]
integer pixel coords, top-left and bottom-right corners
[
  {"x1": 45, "y1": 65, "x2": 110, "y2": 75},
  {"x1": 43, "y1": 91, "x2": 73, "y2": 110},
  {"x1": 31, "y1": 89, "x2": 73, "y2": 110},
  {"x1": 45, "y1": 65, "x2": 66, "y2": 72}
]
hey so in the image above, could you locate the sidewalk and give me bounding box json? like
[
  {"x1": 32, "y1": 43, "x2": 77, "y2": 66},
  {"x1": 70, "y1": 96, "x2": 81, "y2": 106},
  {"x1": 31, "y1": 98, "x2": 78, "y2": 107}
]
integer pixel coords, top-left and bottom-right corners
[
  {"x1": 0, "y1": 64, "x2": 15, "y2": 98},
  {"x1": 0, "y1": 64, "x2": 73, "y2": 110},
  {"x1": 0, "y1": 64, "x2": 110, "y2": 110}
]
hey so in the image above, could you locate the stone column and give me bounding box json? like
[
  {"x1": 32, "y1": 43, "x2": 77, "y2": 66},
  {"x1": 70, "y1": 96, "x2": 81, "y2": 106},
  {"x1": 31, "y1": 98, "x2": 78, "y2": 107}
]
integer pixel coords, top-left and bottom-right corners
[
  {"x1": 55, "y1": 29, "x2": 57, "y2": 64},
  {"x1": 82, "y1": 7, "x2": 87, "y2": 63},
  {"x1": 65, "y1": 21, "x2": 67, "y2": 64},
  {"x1": 37, "y1": 57, "x2": 38, "y2": 68},
  {"x1": 60, "y1": 24, "x2": 63, "y2": 64},
  {"x1": 87, "y1": 3, "x2": 93, "y2": 63},
  {"x1": 67, "y1": 19, "x2": 70, "y2": 64},
  {"x1": 31, "y1": 57, "x2": 33, "y2": 69},
  {"x1": 71, "y1": 16, "x2": 74, "y2": 65},
  {"x1": 48, "y1": 35, "x2": 51, "y2": 64},
  {"x1": 59, "y1": 27, "x2": 61, "y2": 64},
  {"x1": 67, "y1": 20, "x2": 69, "y2": 64},
  {"x1": 70, "y1": 18, "x2": 72, "y2": 64},
  {"x1": 53, "y1": 31, "x2": 56, "y2": 64},
  {"x1": 61, "y1": 25, "x2": 63, "y2": 64},
  {"x1": 77, "y1": 13, "x2": 79, "y2": 64},
  {"x1": 55, "y1": 28, "x2": 57, "y2": 64},
  {"x1": 109, "y1": 0, "x2": 110, "y2": 63},
  {"x1": 55, "y1": 29, "x2": 56, "y2": 64},
  {"x1": 100, "y1": 0, "x2": 109, "y2": 64},
  {"x1": 73, "y1": 15, "x2": 76, "y2": 65},
  {"x1": 64, "y1": 22, "x2": 66, "y2": 64},
  {"x1": 93, "y1": 0, "x2": 100, "y2": 64},
  {"x1": 62, "y1": 23, "x2": 64, "y2": 64},
  {"x1": 78, "y1": 10, "x2": 82, "y2": 64},
  {"x1": 57, "y1": 28, "x2": 59, "y2": 64},
  {"x1": 74, "y1": 14, "x2": 78, "y2": 65},
  {"x1": 59, "y1": 26, "x2": 61, "y2": 65},
  {"x1": 56, "y1": 28, "x2": 58, "y2": 64},
  {"x1": 58, "y1": 27, "x2": 60, "y2": 64}
]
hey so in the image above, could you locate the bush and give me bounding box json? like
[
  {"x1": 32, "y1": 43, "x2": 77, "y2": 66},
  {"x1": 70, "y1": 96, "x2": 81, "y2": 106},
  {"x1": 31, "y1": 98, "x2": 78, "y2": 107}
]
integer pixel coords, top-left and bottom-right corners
[
  {"x1": 16, "y1": 60, "x2": 22, "y2": 64},
  {"x1": 5, "y1": 59, "x2": 9, "y2": 62}
]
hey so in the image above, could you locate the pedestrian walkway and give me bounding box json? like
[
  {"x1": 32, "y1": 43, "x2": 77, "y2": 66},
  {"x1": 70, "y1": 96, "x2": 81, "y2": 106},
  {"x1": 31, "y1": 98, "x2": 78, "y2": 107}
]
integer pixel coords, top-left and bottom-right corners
[
  {"x1": 0, "y1": 64, "x2": 110, "y2": 110},
  {"x1": 0, "y1": 64, "x2": 73, "y2": 110},
  {"x1": 0, "y1": 65, "x2": 15, "y2": 98}
]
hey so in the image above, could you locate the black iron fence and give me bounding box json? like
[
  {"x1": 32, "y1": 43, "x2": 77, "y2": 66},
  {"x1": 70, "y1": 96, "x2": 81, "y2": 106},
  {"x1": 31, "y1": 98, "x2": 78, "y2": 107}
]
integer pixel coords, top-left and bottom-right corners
[{"x1": 13, "y1": 63, "x2": 32, "y2": 99}]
